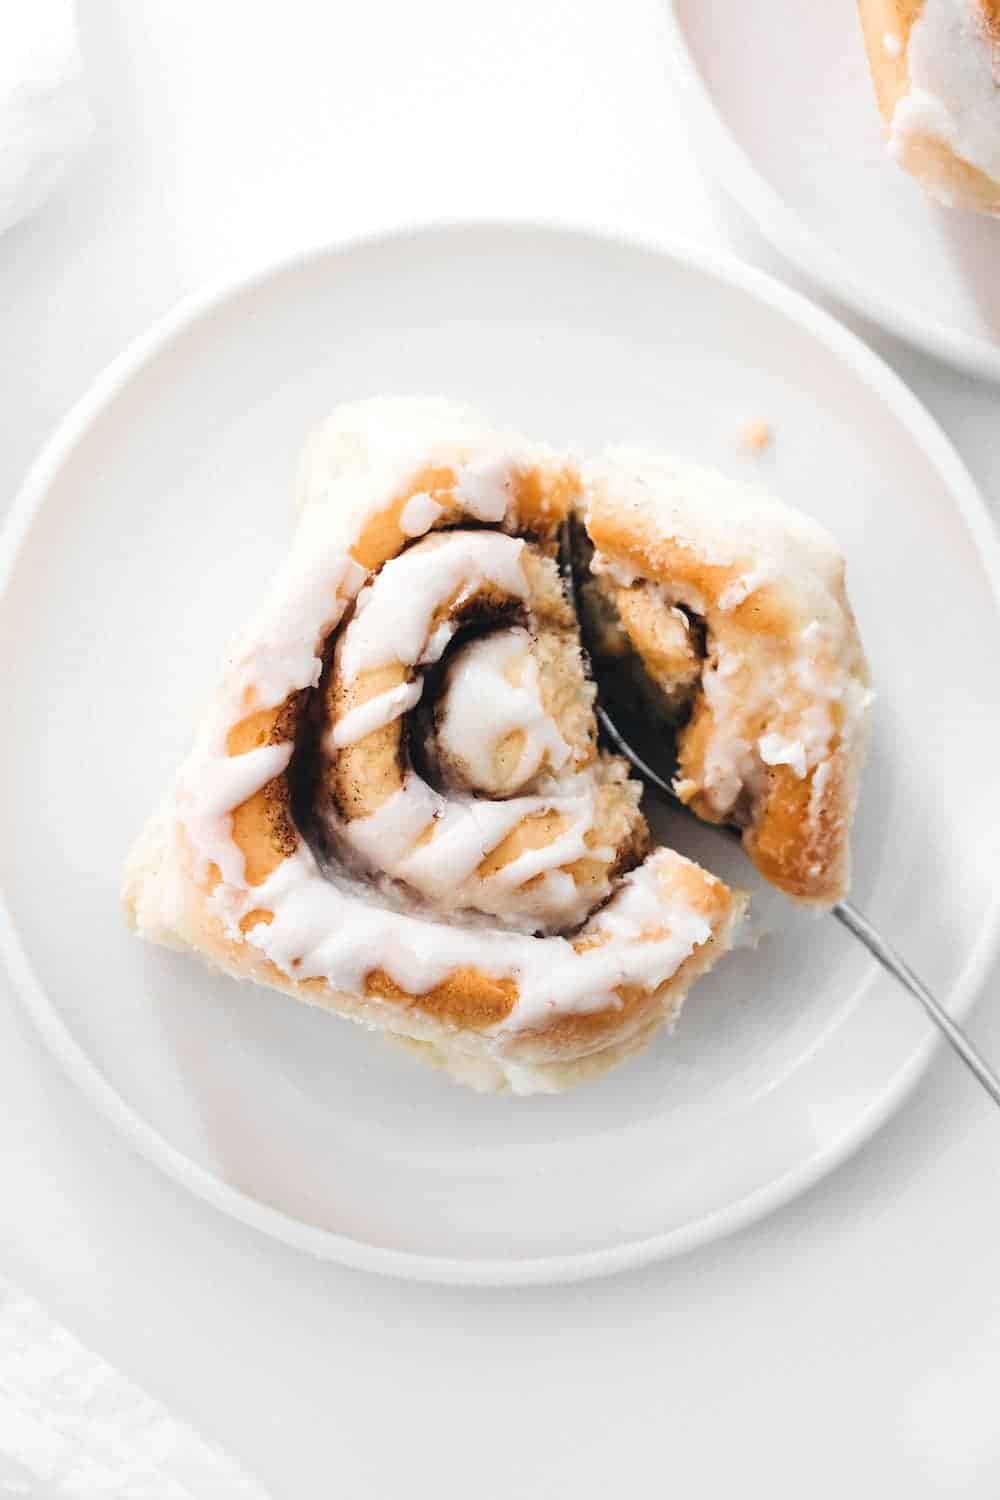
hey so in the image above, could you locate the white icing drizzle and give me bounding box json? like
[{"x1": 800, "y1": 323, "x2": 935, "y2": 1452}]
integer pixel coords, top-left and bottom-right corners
[
  {"x1": 398, "y1": 491, "x2": 443, "y2": 537},
  {"x1": 757, "y1": 732, "x2": 808, "y2": 780},
  {"x1": 891, "y1": 0, "x2": 1000, "y2": 185},
  {"x1": 435, "y1": 628, "x2": 571, "y2": 792},
  {"x1": 329, "y1": 680, "x2": 424, "y2": 748},
  {"x1": 338, "y1": 532, "x2": 529, "y2": 680},
  {"x1": 718, "y1": 562, "x2": 776, "y2": 612},
  {"x1": 338, "y1": 775, "x2": 602, "y2": 930},
  {"x1": 236, "y1": 844, "x2": 712, "y2": 1033},
  {"x1": 453, "y1": 457, "x2": 515, "y2": 521},
  {"x1": 176, "y1": 536, "x2": 364, "y2": 886},
  {"x1": 177, "y1": 744, "x2": 294, "y2": 886},
  {"x1": 884, "y1": 30, "x2": 902, "y2": 57},
  {"x1": 354, "y1": 786, "x2": 531, "y2": 894},
  {"x1": 482, "y1": 796, "x2": 609, "y2": 892},
  {"x1": 192, "y1": 744, "x2": 292, "y2": 818},
  {"x1": 233, "y1": 537, "x2": 366, "y2": 708}
]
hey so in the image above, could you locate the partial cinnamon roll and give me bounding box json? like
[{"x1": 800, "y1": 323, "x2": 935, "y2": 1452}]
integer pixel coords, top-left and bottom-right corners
[
  {"x1": 124, "y1": 399, "x2": 745, "y2": 1094},
  {"x1": 577, "y1": 451, "x2": 872, "y2": 906},
  {"x1": 858, "y1": 0, "x2": 1000, "y2": 213}
]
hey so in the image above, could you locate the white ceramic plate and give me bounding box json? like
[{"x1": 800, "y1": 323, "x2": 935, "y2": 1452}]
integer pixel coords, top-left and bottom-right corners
[
  {"x1": 2, "y1": 222, "x2": 999, "y2": 1285},
  {"x1": 664, "y1": 1, "x2": 1000, "y2": 381}
]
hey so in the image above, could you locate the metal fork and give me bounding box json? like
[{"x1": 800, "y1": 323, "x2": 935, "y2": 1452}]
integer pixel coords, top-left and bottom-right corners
[{"x1": 558, "y1": 523, "x2": 1000, "y2": 1107}]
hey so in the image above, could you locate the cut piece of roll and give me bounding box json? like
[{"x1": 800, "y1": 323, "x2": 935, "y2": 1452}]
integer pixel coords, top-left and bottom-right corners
[
  {"x1": 858, "y1": 0, "x2": 1000, "y2": 213},
  {"x1": 578, "y1": 450, "x2": 872, "y2": 906},
  {"x1": 124, "y1": 398, "x2": 745, "y2": 1094}
]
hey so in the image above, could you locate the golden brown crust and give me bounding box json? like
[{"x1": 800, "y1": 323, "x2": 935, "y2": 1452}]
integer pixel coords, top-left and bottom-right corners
[
  {"x1": 365, "y1": 967, "x2": 518, "y2": 1027},
  {"x1": 743, "y1": 752, "x2": 847, "y2": 906},
  {"x1": 981, "y1": 0, "x2": 1000, "y2": 37}
]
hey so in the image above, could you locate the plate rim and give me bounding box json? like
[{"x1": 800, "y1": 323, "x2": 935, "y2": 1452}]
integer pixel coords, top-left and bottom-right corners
[
  {"x1": 661, "y1": 0, "x2": 1000, "y2": 384},
  {"x1": 3, "y1": 216, "x2": 1000, "y2": 1286}
]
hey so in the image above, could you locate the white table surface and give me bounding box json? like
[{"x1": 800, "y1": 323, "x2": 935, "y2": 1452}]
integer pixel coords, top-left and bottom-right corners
[{"x1": 3, "y1": 3, "x2": 999, "y2": 1495}]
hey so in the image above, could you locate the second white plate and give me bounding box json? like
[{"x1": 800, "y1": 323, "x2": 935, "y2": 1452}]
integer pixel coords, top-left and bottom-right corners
[
  {"x1": 2, "y1": 222, "x2": 999, "y2": 1283},
  {"x1": 665, "y1": 0, "x2": 1000, "y2": 380}
]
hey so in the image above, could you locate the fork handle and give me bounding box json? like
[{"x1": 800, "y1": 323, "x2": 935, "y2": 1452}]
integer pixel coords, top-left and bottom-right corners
[
  {"x1": 833, "y1": 899, "x2": 1000, "y2": 1108},
  {"x1": 593, "y1": 698, "x2": 1000, "y2": 1105}
]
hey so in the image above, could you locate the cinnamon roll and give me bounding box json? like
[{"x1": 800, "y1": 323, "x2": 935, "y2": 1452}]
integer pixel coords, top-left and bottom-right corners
[
  {"x1": 124, "y1": 399, "x2": 745, "y2": 1094},
  {"x1": 858, "y1": 0, "x2": 1000, "y2": 213}
]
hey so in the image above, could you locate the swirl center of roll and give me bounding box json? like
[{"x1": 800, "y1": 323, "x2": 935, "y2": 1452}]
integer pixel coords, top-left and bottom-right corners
[
  {"x1": 313, "y1": 527, "x2": 646, "y2": 934},
  {"x1": 432, "y1": 627, "x2": 571, "y2": 797}
]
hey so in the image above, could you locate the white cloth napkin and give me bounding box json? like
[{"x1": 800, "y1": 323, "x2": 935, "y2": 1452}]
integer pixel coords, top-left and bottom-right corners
[
  {"x1": 0, "y1": 1276, "x2": 270, "y2": 1498},
  {"x1": 0, "y1": 0, "x2": 92, "y2": 237}
]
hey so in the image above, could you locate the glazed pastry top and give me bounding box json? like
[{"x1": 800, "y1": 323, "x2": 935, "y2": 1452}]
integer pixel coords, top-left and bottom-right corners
[{"x1": 889, "y1": 0, "x2": 1000, "y2": 191}]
